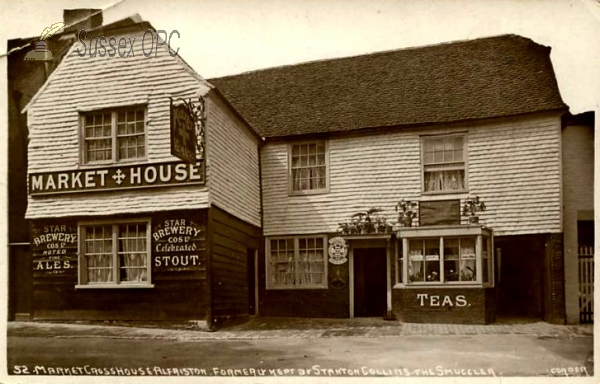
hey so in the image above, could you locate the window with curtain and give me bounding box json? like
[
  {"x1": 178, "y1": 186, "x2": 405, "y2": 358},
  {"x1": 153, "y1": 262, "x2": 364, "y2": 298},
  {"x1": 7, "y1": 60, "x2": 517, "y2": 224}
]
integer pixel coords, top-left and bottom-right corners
[
  {"x1": 422, "y1": 134, "x2": 466, "y2": 193},
  {"x1": 267, "y1": 236, "x2": 327, "y2": 289},
  {"x1": 79, "y1": 220, "x2": 151, "y2": 286},
  {"x1": 289, "y1": 141, "x2": 328, "y2": 193},
  {"x1": 405, "y1": 235, "x2": 487, "y2": 285},
  {"x1": 83, "y1": 107, "x2": 146, "y2": 164}
]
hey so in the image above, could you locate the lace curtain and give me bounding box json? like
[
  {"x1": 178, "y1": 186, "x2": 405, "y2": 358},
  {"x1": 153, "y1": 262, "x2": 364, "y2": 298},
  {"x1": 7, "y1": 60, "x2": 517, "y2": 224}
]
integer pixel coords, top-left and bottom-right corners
[
  {"x1": 85, "y1": 225, "x2": 113, "y2": 283},
  {"x1": 119, "y1": 224, "x2": 147, "y2": 282},
  {"x1": 424, "y1": 170, "x2": 465, "y2": 192}
]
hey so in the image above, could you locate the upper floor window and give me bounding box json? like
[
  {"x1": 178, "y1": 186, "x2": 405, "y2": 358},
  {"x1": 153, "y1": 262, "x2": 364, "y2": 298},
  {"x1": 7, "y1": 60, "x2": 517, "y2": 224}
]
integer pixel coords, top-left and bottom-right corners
[
  {"x1": 77, "y1": 219, "x2": 152, "y2": 288},
  {"x1": 289, "y1": 141, "x2": 328, "y2": 194},
  {"x1": 422, "y1": 134, "x2": 467, "y2": 193},
  {"x1": 82, "y1": 107, "x2": 146, "y2": 164}
]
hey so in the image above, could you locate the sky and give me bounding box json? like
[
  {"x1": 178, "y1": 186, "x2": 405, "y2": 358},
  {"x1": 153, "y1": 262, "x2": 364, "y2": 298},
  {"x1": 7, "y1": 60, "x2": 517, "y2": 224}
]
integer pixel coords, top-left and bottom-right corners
[{"x1": 1, "y1": 0, "x2": 599, "y2": 114}]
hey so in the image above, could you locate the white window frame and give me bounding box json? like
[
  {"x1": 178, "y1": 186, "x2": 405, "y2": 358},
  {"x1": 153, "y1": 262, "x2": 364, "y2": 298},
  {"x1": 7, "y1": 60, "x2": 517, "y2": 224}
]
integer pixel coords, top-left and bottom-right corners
[
  {"x1": 396, "y1": 227, "x2": 494, "y2": 288},
  {"x1": 80, "y1": 106, "x2": 148, "y2": 165},
  {"x1": 421, "y1": 133, "x2": 468, "y2": 194},
  {"x1": 266, "y1": 235, "x2": 328, "y2": 289},
  {"x1": 76, "y1": 218, "x2": 153, "y2": 289},
  {"x1": 288, "y1": 140, "x2": 329, "y2": 195}
]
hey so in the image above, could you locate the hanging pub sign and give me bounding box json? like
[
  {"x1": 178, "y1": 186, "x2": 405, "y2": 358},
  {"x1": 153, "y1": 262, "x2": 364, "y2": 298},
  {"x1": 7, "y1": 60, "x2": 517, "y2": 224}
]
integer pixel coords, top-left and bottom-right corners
[
  {"x1": 328, "y1": 236, "x2": 348, "y2": 265},
  {"x1": 29, "y1": 160, "x2": 205, "y2": 196},
  {"x1": 170, "y1": 96, "x2": 206, "y2": 164}
]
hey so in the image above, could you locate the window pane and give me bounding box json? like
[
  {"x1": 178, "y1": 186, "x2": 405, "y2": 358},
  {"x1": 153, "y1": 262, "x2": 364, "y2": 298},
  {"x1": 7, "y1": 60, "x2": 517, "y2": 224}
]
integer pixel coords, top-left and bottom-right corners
[
  {"x1": 409, "y1": 260, "x2": 424, "y2": 282},
  {"x1": 444, "y1": 259, "x2": 459, "y2": 281},
  {"x1": 84, "y1": 225, "x2": 114, "y2": 283},
  {"x1": 424, "y1": 169, "x2": 465, "y2": 192},
  {"x1": 425, "y1": 259, "x2": 440, "y2": 282},
  {"x1": 482, "y1": 258, "x2": 489, "y2": 283},
  {"x1": 270, "y1": 238, "x2": 295, "y2": 287},
  {"x1": 408, "y1": 240, "x2": 424, "y2": 282},
  {"x1": 118, "y1": 223, "x2": 148, "y2": 283},
  {"x1": 460, "y1": 238, "x2": 476, "y2": 258},
  {"x1": 444, "y1": 238, "x2": 459, "y2": 259},
  {"x1": 460, "y1": 259, "x2": 476, "y2": 281}
]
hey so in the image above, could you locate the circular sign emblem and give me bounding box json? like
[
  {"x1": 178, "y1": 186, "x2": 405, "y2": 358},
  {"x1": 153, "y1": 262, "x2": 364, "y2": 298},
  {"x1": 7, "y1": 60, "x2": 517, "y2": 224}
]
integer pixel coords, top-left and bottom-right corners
[{"x1": 328, "y1": 236, "x2": 348, "y2": 265}]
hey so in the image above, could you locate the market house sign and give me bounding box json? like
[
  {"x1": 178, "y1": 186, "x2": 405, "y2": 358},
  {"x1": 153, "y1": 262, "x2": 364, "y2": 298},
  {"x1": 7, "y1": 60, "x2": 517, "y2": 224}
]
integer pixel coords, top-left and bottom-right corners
[{"x1": 29, "y1": 161, "x2": 205, "y2": 196}]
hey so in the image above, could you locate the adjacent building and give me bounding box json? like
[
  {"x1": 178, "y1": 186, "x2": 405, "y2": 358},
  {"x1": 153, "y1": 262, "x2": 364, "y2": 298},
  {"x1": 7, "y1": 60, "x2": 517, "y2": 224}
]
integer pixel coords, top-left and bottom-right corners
[{"x1": 212, "y1": 34, "x2": 573, "y2": 324}]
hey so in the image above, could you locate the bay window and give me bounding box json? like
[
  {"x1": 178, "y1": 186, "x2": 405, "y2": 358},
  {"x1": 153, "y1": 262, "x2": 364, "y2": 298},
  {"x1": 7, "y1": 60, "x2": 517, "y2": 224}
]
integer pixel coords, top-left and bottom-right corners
[
  {"x1": 422, "y1": 134, "x2": 467, "y2": 193},
  {"x1": 398, "y1": 226, "x2": 493, "y2": 286},
  {"x1": 77, "y1": 219, "x2": 152, "y2": 287},
  {"x1": 82, "y1": 106, "x2": 147, "y2": 164},
  {"x1": 266, "y1": 236, "x2": 328, "y2": 289}
]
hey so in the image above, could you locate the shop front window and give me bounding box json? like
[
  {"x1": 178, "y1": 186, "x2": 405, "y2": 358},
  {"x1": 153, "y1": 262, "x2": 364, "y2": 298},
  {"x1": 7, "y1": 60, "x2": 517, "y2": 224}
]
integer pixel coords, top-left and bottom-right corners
[
  {"x1": 267, "y1": 236, "x2": 327, "y2": 289},
  {"x1": 399, "y1": 229, "x2": 492, "y2": 286},
  {"x1": 77, "y1": 220, "x2": 152, "y2": 287}
]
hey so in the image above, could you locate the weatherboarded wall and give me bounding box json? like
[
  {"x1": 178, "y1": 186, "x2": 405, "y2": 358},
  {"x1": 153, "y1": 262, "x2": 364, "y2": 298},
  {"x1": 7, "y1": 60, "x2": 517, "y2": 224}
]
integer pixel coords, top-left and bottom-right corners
[
  {"x1": 205, "y1": 93, "x2": 261, "y2": 228},
  {"x1": 25, "y1": 26, "x2": 212, "y2": 219},
  {"x1": 261, "y1": 112, "x2": 562, "y2": 237},
  {"x1": 209, "y1": 206, "x2": 261, "y2": 326}
]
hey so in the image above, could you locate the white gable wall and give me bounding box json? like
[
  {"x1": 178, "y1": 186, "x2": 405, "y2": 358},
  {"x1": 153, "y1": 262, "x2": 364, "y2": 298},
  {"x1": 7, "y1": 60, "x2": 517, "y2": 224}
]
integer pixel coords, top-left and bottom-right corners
[{"x1": 26, "y1": 27, "x2": 212, "y2": 219}]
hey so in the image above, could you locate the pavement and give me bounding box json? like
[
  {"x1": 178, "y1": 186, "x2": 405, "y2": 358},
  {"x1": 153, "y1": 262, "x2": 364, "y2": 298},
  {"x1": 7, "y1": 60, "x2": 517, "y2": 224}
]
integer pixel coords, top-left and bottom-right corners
[{"x1": 7, "y1": 316, "x2": 594, "y2": 340}]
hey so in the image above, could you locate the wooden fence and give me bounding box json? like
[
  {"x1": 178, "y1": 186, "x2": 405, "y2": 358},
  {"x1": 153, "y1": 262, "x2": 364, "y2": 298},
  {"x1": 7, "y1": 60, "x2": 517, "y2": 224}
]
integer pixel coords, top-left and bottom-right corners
[{"x1": 578, "y1": 246, "x2": 594, "y2": 323}]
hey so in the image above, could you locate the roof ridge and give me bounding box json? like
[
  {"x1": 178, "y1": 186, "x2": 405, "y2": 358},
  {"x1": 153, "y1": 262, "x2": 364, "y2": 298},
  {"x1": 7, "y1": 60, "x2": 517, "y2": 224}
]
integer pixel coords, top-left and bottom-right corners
[{"x1": 209, "y1": 33, "x2": 533, "y2": 81}]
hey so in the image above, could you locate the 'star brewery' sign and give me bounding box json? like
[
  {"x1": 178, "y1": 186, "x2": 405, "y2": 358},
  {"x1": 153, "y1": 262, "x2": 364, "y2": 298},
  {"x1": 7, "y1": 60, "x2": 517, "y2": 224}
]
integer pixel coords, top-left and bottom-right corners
[{"x1": 29, "y1": 161, "x2": 204, "y2": 196}]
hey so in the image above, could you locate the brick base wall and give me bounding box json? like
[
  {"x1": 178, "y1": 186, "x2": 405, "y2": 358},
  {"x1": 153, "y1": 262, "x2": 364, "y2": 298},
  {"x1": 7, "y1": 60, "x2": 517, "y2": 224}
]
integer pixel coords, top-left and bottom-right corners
[
  {"x1": 546, "y1": 233, "x2": 566, "y2": 324},
  {"x1": 392, "y1": 287, "x2": 496, "y2": 324}
]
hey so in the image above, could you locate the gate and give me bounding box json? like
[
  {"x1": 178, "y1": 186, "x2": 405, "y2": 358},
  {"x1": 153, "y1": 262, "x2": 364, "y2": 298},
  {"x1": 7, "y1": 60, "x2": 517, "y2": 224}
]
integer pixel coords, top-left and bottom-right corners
[{"x1": 578, "y1": 247, "x2": 594, "y2": 323}]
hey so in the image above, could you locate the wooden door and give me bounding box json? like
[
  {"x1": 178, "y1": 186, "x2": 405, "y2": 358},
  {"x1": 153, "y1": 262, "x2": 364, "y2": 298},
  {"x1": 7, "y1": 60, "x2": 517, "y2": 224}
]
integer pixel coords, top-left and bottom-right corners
[{"x1": 353, "y1": 248, "x2": 387, "y2": 317}]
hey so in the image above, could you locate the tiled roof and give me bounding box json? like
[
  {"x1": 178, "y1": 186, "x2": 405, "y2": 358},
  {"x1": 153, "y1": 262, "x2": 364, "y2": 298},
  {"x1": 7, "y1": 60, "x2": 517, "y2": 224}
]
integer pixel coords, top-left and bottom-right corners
[{"x1": 209, "y1": 34, "x2": 567, "y2": 138}]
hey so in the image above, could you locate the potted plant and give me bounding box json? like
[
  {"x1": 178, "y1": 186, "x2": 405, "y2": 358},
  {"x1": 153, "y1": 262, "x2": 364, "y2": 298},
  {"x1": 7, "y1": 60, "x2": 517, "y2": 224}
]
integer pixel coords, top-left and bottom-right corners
[
  {"x1": 395, "y1": 199, "x2": 418, "y2": 227},
  {"x1": 338, "y1": 208, "x2": 392, "y2": 234},
  {"x1": 462, "y1": 196, "x2": 486, "y2": 224}
]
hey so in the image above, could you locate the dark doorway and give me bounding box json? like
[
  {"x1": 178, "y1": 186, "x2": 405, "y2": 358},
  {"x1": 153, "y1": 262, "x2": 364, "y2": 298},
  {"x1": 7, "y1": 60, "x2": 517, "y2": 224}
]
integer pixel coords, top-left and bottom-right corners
[
  {"x1": 9, "y1": 245, "x2": 32, "y2": 320},
  {"x1": 247, "y1": 248, "x2": 256, "y2": 315},
  {"x1": 353, "y1": 248, "x2": 387, "y2": 317},
  {"x1": 495, "y1": 235, "x2": 545, "y2": 320}
]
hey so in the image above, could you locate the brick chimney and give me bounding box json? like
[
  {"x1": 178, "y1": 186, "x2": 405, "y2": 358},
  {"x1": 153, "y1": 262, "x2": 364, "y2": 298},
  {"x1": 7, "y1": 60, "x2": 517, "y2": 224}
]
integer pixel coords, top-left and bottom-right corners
[{"x1": 63, "y1": 9, "x2": 103, "y2": 33}]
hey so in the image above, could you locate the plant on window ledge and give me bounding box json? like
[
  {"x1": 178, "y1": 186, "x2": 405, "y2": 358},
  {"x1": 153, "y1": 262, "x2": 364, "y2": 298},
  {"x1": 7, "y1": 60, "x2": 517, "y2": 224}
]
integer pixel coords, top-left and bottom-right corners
[
  {"x1": 462, "y1": 196, "x2": 486, "y2": 224},
  {"x1": 395, "y1": 199, "x2": 418, "y2": 227},
  {"x1": 338, "y1": 208, "x2": 392, "y2": 235}
]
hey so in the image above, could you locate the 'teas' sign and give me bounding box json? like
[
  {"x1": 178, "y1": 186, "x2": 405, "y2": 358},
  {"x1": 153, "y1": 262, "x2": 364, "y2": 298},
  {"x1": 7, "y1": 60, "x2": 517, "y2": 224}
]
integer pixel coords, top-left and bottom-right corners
[{"x1": 170, "y1": 100, "x2": 197, "y2": 164}]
